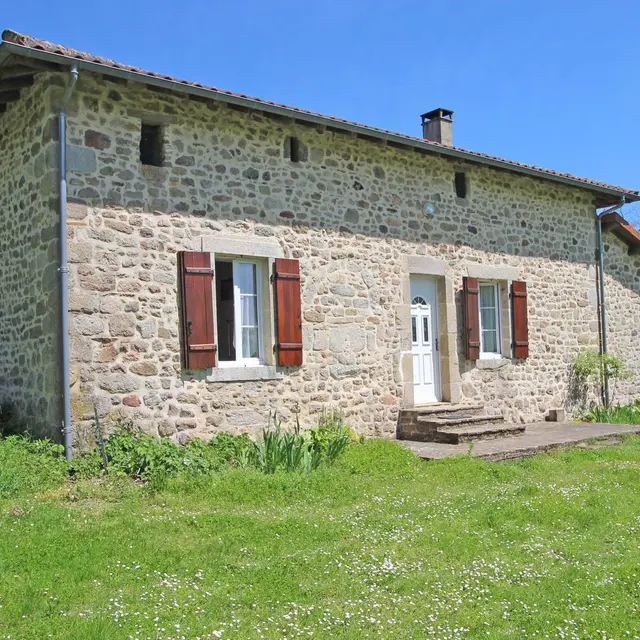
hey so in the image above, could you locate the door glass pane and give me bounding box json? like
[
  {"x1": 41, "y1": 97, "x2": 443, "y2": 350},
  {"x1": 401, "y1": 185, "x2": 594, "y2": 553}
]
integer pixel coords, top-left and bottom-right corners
[
  {"x1": 411, "y1": 316, "x2": 417, "y2": 343},
  {"x1": 422, "y1": 316, "x2": 429, "y2": 344}
]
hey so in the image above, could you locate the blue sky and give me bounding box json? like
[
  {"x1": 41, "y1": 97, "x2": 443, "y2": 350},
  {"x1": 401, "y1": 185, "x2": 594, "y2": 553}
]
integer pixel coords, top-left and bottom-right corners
[{"x1": 4, "y1": 0, "x2": 639, "y2": 219}]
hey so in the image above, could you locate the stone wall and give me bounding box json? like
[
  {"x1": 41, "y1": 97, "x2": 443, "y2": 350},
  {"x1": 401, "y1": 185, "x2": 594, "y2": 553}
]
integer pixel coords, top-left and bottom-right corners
[
  {"x1": 600, "y1": 233, "x2": 640, "y2": 404},
  {"x1": 0, "y1": 75, "x2": 62, "y2": 437},
  {"x1": 54, "y1": 70, "x2": 639, "y2": 442}
]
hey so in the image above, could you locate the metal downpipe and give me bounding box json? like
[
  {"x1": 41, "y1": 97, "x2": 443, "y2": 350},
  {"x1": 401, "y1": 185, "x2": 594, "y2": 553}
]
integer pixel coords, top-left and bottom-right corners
[
  {"x1": 596, "y1": 199, "x2": 625, "y2": 408},
  {"x1": 59, "y1": 64, "x2": 78, "y2": 460}
]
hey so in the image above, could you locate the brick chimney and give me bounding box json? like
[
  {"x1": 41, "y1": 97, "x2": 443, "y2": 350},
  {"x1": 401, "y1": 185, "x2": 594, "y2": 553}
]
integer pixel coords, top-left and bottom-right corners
[{"x1": 421, "y1": 108, "x2": 454, "y2": 146}]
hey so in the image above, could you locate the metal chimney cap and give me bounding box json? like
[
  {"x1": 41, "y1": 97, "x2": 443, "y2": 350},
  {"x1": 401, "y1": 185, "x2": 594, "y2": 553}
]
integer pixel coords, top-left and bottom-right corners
[{"x1": 421, "y1": 108, "x2": 454, "y2": 123}]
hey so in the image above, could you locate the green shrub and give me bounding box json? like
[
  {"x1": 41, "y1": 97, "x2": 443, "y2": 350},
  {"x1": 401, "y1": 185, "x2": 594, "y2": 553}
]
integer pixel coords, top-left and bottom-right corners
[
  {"x1": 207, "y1": 432, "x2": 252, "y2": 466},
  {"x1": 573, "y1": 349, "x2": 633, "y2": 408},
  {"x1": 309, "y1": 410, "x2": 361, "y2": 452},
  {"x1": 103, "y1": 420, "x2": 219, "y2": 482},
  {"x1": 69, "y1": 450, "x2": 106, "y2": 479}
]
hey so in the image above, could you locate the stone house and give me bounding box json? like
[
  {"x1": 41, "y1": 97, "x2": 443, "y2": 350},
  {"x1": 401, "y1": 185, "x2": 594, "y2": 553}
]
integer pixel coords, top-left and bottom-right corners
[{"x1": 0, "y1": 30, "x2": 639, "y2": 453}]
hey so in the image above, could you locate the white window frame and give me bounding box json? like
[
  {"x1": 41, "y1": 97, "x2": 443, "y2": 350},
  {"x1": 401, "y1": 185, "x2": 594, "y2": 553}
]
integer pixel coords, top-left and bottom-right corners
[
  {"x1": 216, "y1": 258, "x2": 265, "y2": 368},
  {"x1": 478, "y1": 281, "x2": 502, "y2": 359}
]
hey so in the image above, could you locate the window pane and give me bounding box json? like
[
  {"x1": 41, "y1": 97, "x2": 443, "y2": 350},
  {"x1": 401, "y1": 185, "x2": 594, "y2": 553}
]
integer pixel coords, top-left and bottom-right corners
[
  {"x1": 483, "y1": 330, "x2": 498, "y2": 354},
  {"x1": 480, "y1": 307, "x2": 497, "y2": 332},
  {"x1": 422, "y1": 316, "x2": 429, "y2": 343},
  {"x1": 236, "y1": 263, "x2": 257, "y2": 295},
  {"x1": 479, "y1": 284, "x2": 496, "y2": 309},
  {"x1": 242, "y1": 327, "x2": 259, "y2": 359},
  {"x1": 241, "y1": 295, "x2": 258, "y2": 326},
  {"x1": 411, "y1": 317, "x2": 417, "y2": 343}
]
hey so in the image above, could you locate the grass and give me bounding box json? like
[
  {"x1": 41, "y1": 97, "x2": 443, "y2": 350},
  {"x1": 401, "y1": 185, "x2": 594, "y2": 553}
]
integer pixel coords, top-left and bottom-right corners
[
  {"x1": 2, "y1": 437, "x2": 640, "y2": 639},
  {"x1": 584, "y1": 403, "x2": 640, "y2": 425}
]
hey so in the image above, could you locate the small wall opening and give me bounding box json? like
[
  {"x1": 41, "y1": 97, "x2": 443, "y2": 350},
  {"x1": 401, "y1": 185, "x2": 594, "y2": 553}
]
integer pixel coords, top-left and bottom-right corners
[
  {"x1": 140, "y1": 123, "x2": 164, "y2": 167},
  {"x1": 284, "y1": 136, "x2": 307, "y2": 163},
  {"x1": 454, "y1": 172, "x2": 467, "y2": 199}
]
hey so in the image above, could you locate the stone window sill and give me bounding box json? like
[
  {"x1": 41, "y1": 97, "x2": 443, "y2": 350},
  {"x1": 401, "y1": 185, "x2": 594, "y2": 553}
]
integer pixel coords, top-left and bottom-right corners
[
  {"x1": 206, "y1": 365, "x2": 283, "y2": 383},
  {"x1": 476, "y1": 357, "x2": 511, "y2": 370}
]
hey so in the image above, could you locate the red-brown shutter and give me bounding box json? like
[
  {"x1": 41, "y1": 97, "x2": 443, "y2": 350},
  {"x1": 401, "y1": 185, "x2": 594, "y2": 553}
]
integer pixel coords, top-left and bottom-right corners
[
  {"x1": 274, "y1": 258, "x2": 303, "y2": 366},
  {"x1": 462, "y1": 276, "x2": 480, "y2": 361},
  {"x1": 511, "y1": 280, "x2": 529, "y2": 359},
  {"x1": 178, "y1": 251, "x2": 216, "y2": 369}
]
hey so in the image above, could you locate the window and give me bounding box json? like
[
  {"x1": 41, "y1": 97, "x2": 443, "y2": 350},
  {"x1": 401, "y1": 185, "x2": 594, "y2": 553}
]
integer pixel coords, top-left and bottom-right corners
[
  {"x1": 178, "y1": 252, "x2": 303, "y2": 373},
  {"x1": 478, "y1": 282, "x2": 501, "y2": 358},
  {"x1": 454, "y1": 172, "x2": 467, "y2": 199},
  {"x1": 140, "y1": 123, "x2": 163, "y2": 166},
  {"x1": 284, "y1": 136, "x2": 307, "y2": 163},
  {"x1": 215, "y1": 259, "x2": 263, "y2": 366}
]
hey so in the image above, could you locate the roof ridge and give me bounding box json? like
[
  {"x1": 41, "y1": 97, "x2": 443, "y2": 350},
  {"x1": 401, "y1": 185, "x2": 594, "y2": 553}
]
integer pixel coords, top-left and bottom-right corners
[{"x1": 1, "y1": 28, "x2": 638, "y2": 200}]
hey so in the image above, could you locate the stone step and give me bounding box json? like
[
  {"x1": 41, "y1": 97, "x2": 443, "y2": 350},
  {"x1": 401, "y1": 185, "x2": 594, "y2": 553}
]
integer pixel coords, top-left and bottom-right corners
[
  {"x1": 433, "y1": 422, "x2": 526, "y2": 444},
  {"x1": 410, "y1": 402, "x2": 485, "y2": 417},
  {"x1": 418, "y1": 413, "x2": 502, "y2": 427},
  {"x1": 397, "y1": 404, "x2": 494, "y2": 442}
]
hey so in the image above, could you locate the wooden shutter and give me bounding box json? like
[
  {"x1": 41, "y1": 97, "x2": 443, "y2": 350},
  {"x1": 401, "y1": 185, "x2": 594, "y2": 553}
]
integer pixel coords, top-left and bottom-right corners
[
  {"x1": 511, "y1": 280, "x2": 529, "y2": 359},
  {"x1": 178, "y1": 251, "x2": 216, "y2": 369},
  {"x1": 462, "y1": 276, "x2": 480, "y2": 361},
  {"x1": 274, "y1": 258, "x2": 303, "y2": 366}
]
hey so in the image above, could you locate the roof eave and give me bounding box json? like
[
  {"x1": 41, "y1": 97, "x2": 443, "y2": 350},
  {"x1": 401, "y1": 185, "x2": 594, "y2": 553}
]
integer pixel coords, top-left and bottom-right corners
[{"x1": 2, "y1": 40, "x2": 638, "y2": 205}]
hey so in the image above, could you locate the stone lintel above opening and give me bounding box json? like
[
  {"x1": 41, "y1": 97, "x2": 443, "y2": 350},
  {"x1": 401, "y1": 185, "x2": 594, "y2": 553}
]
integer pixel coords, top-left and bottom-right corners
[
  {"x1": 197, "y1": 235, "x2": 284, "y2": 259},
  {"x1": 466, "y1": 264, "x2": 520, "y2": 281}
]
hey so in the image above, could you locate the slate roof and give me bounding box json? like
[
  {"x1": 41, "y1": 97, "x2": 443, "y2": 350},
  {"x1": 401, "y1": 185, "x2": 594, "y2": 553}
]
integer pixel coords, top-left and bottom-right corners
[{"x1": 1, "y1": 29, "x2": 638, "y2": 205}]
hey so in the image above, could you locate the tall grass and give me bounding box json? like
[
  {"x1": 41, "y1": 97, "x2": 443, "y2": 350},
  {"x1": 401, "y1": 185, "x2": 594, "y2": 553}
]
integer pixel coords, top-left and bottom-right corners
[
  {"x1": 248, "y1": 411, "x2": 350, "y2": 474},
  {"x1": 583, "y1": 402, "x2": 640, "y2": 425}
]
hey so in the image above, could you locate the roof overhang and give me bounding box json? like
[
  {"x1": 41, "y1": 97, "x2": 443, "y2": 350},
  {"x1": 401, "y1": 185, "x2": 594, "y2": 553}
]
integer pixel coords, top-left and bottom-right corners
[
  {"x1": 1, "y1": 38, "x2": 638, "y2": 208},
  {"x1": 600, "y1": 211, "x2": 640, "y2": 256}
]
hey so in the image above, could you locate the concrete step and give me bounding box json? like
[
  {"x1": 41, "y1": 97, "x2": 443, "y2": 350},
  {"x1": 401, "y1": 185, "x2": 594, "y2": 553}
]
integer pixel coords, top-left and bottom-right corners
[{"x1": 433, "y1": 422, "x2": 526, "y2": 444}]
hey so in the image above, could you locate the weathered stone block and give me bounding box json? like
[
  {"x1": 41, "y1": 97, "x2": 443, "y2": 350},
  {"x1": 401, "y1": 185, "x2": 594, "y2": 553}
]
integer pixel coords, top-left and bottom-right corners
[
  {"x1": 109, "y1": 314, "x2": 135, "y2": 337},
  {"x1": 98, "y1": 374, "x2": 138, "y2": 394},
  {"x1": 72, "y1": 315, "x2": 105, "y2": 336},
  {"x1": 129, "y1": 361, "x2": 158, "y2": 376}
]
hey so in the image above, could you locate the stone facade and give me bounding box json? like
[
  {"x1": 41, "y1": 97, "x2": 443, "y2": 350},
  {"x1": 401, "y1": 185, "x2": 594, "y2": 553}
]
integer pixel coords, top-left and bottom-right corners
[
  {"x1": 0, "y1": 76, "x2": 62, "y2": 436},
  {"x1": 599, "y1": 232, "x2": 640, "y2": 403},
  {"x1": 1, "y1": 70, "x2": 639, "y2": 443}
]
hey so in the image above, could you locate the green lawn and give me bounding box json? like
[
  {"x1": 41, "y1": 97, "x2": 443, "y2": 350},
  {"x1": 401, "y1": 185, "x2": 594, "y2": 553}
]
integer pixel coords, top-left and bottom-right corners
[{"x1": 2, "y1": 438, "x2": 640, "y2": 639}]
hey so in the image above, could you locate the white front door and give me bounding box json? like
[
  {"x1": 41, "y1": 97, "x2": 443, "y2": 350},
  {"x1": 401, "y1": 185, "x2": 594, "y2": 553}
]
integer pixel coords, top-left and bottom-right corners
[{"x1": 410, "y1": 277, "x2": 441, "y2": 404}]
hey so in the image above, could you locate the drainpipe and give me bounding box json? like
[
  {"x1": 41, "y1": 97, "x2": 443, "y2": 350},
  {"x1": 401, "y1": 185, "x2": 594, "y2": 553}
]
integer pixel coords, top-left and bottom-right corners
[
  {"x1": 59, "y1": 64, "x2": 79, "y2": 460},
  {"x1": 595, "y1": 198, "x2": 625, "y2": 408}
]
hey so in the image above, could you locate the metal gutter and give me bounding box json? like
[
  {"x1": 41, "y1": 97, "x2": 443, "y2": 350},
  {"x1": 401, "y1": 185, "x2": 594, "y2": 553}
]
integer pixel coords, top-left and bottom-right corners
[
  {"x1": 595, "y1": 199, "x2": 625, "y2": 407},
  {"x1": 59, "y1": 64, "x2": 79, "y2": 460},
  {"x1": 0, "y1": 40, "x2": 638, "y2": 204}
]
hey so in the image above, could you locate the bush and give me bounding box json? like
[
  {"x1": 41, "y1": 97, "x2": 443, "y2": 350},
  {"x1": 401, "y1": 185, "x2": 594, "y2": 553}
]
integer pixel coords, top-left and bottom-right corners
[
  {"x1": 572, "y1": 349, "x2": 633, "y2": 409},
  {"x1": 207, "y1": 432, "x2": 252, "y2": 466},
  {"x1": 101, "y1": 419, "x2": 220, "y2": 482}
]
